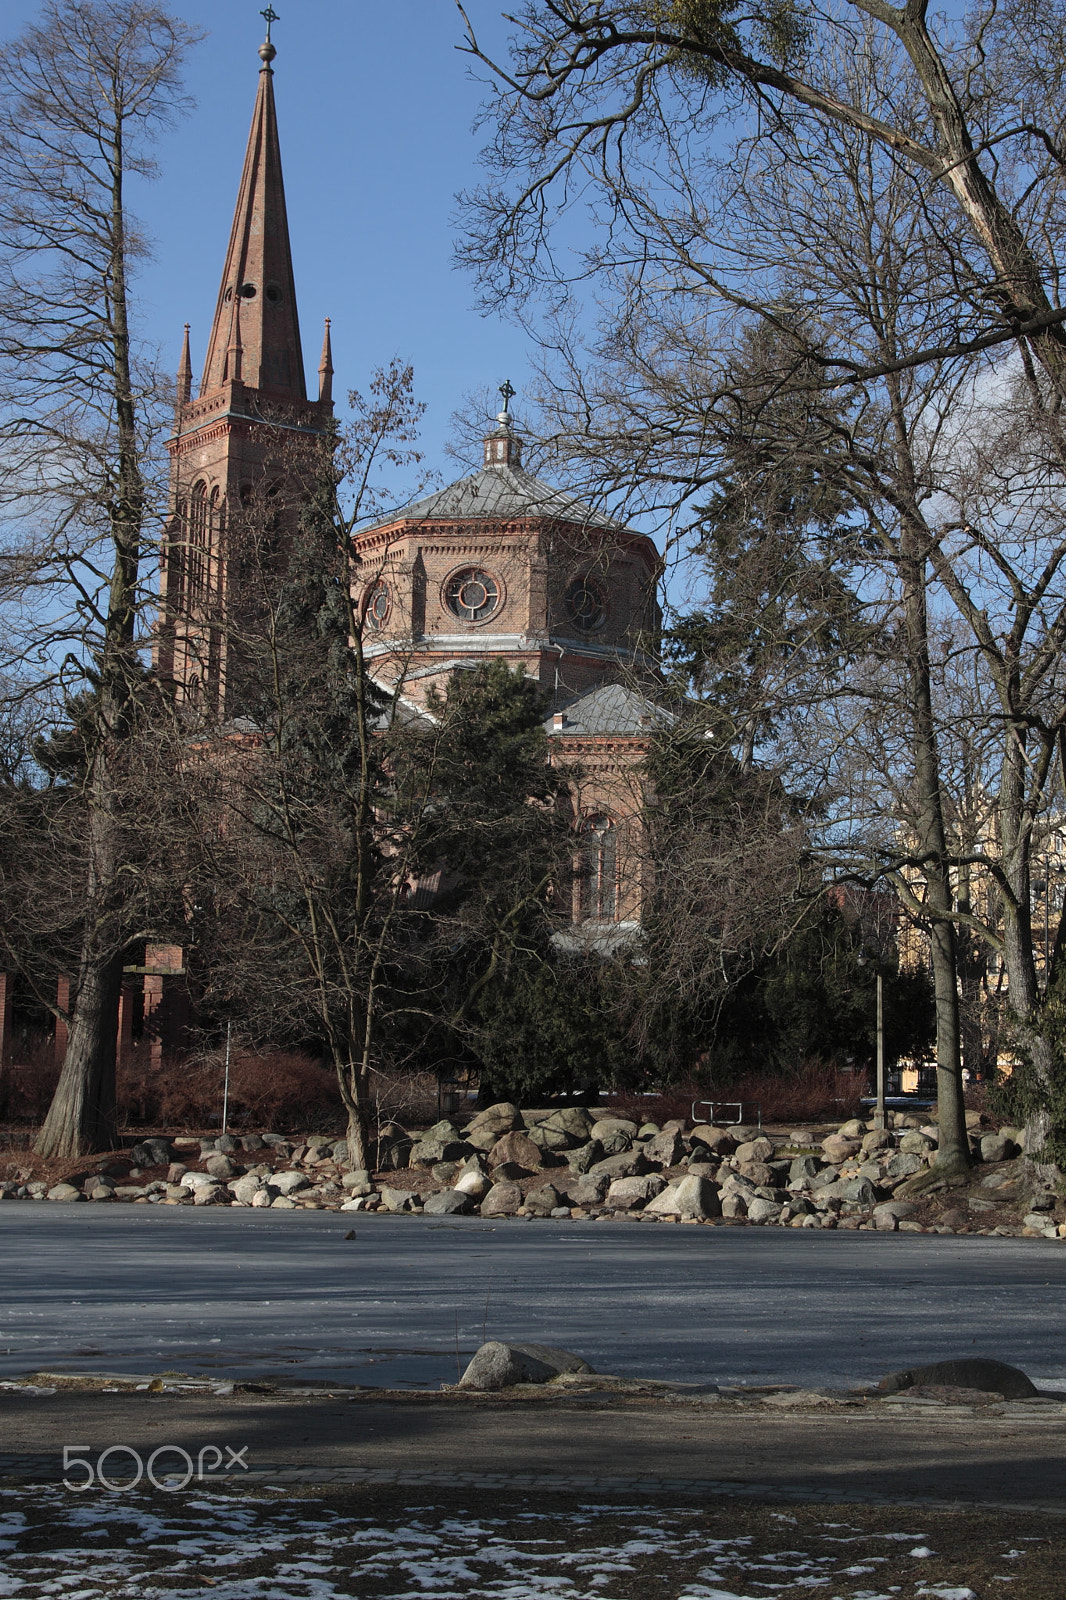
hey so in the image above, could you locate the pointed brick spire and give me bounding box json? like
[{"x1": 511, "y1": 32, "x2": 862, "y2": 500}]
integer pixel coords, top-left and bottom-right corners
[
  {"x1": 176, "y1": 323, "x2": 192, "y2": 408},
  {"x1": 318, "y1": 318, "x2": 333, "y2": 404},
  {"x1": 199, "y1": 34, "x2": 306, "y2": 399}
]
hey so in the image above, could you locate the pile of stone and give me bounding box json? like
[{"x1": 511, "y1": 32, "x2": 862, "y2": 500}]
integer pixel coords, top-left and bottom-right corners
[{"x1": 8, "y1": 1101, "x2": 1060, "y2": 1238}]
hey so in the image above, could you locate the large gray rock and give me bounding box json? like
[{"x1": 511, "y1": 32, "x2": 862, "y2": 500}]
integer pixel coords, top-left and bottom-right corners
[
  {"x1": 645, "y1": 1129, "x2": 686, "y2": 1168},
  {"x1": 379, "y1": 1186, "x2": 421, "y2": 1212},
  {"x1": 822, "y1": 1135, "x2": 862, "y2": 1164},
  {"x1": 746, "y1": 1196, "x2": 782, "y2": 1223},
  {"x1": 879, "y1": 1358, "x2": 1038, "y2": 1399},
  {"x1": 645, "y1": 1175, "x2": 721, "y2": 1219},
  {"x1": 488, "y1": 1130, "x2": 543, "y2": 1171},
  {"x1": 589, "y1": 1149, "x2": 650, "y2": 1182},
  {"x1": 900, "y1": 1130, "x2": 936, "y2": 1154},
  {"x1": 606, "y1": 1174, "x2": 665, "y2": 1210},
  {"x1": 458, "y1": 1340, "x2": 594, "y2": 1390},
  {"x1": 590, "y1": 1117, "x2": 637, "y2": 1141},
  {"x1": 524, "y1": 1182, "x2": 565, "y2": 1216},
  {"x1": 422, "y1": 1188, "x2": 475, "y2": 1216},
  {"x1": 885, "y1": 1151, "x2": 924, "y2": 1179},
  {"x1": 231, "y1": 1175, "x2": 263, "y2": 1206},
  {"x1": 594, "y1": 1128, "x2": 634, "y2": 1156},
  {"x1": 735, "y1": 1136, "x2": 774, "y2": 1164},
  {"x1": 790, "y1": 1155, "x2": 821, "y2": 1183},
  {"x1": 269, "y1": 1170, "x2": 309, "y2": 1196},
  {"x1": 689, "y1": 1125, "x2": 736, "y2": 1157},
  {"x1": 566, "y1": 1140, "x2": 604, "y2": 1175},
  {"x1": 841, "y1": 1176, "x2": 879, "y2": 1206},
  {"x1": 572, "y1": 1172, "x2": 610, "y2": 1206},
  {"x1": 980, "y1": 1132, "x2": 1020, "y2": 1164},
  {"x1": 536, "y1": 1107, "x2": 594, "y2": 1146},
  {"x1": 47, "y1": 1183, "x2": 83, "y2": 1202},
  {"x1": 481, "y1": 1181, "x2": 523, "y2": 1217},
  {"x1": 464, "y1": 1102, "x2": 522, "y2": 1149},
  {"x1": 205, "y1": 1154, "x2": 238, "y2": 1182}
]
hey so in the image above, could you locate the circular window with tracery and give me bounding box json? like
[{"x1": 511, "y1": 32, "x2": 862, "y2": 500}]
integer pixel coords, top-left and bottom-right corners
[
  {"x1": 565, "y1": 575, "x2": 608, "y2": 630},
  {"x1": 363, "y1": 579, "x2": 392, "y2": 631},
  {"x1": 445, "y1": 567, "x2": 502, "y2": 623}
]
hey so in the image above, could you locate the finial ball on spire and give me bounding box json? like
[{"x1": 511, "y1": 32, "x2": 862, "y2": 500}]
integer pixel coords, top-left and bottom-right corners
[{"x1": 259, "y1": 5, "x2": 279, "y2": 63}]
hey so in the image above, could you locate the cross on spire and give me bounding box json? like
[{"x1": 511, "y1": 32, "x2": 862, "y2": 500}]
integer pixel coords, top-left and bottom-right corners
[
  {"x1": 260, "y1": 6, "x2": 280, "y2": 41},
  {"x1": 499, "y1": 378, "x2": 515, "y2": 415}
]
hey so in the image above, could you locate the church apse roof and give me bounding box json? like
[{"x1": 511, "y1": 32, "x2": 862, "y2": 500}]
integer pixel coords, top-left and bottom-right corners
[{"x1": 384, "y1": 460, "x2": 627, "y2": 534}]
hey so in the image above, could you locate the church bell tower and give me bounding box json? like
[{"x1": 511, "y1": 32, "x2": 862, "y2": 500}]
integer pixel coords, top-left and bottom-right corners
[{"x1": 156, "y1": 14, "x2": 334, "y2": 715}]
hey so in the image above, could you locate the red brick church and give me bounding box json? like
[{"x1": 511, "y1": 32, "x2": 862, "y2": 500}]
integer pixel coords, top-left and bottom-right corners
[{"x1": 138, "y1": 26, "x2": 666, "y2": 1059}]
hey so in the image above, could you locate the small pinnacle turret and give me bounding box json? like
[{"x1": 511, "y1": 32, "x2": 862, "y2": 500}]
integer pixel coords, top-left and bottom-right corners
[
  {"x1": 318, "y1": 318, "x2": 334, "y2": 404},
  {"x1": 175, "y1": 323, "x2": 192, "y2": 409}
]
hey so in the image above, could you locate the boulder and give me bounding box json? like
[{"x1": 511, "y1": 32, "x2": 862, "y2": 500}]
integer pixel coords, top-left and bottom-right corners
[
  {"x1": 458, "y1": 1340, "x2": 595, "y2": 1390},
  {"x1": 524, "y1": 1183, "x2": 565, "y2": 1216},
  {"x1": 566, "y1": 1140, "x2": 605, "y2": 1174},
  {"x1": 492, "y1": 1160, "x2": 535, "y2": 1182},
  {"x1": 790, "y1": 1155, "x2": 821, "y2": 1183},
  {"x1": 841, "y1": 1176, "x2": 879, "y2": 1206},
  {"x1": 424, "y1": 1119, "x2": 462, "y2": 1144},
  {"x1": 268, "y1": 1170, "x2": 309, "y2": 1196},
  {"x1": 422, "y1": 1189, "x2": 475, "y2": 1216},
  {"x1": 838, "y1": 1118, "x2": 867, "y2": 1138},
  {"x1": 980, "y1": 1132, "x2": 1020, "y2": 1164},
  {"x1": 431, "y1": 1162, "x2": 461, "y2": 1186},
  {"x1": 572, "y1": 1173, "x2": 610, "y2": 1206},
  {"x1": 595, "y1": 1128, "x2": 634, "y2": 1156},
  {"x1": 538, "y1": 1106, "x2": 595, "y2": 1144},
  {"x1": 379, "y1": 1186, "x2": 420, "y2": 1212},
  {"x1": 861, "y1": 1128, "x2": 893, "y2": 1155},
  {"x1": 720, "y1": 1192, "x2": 748, "y2": 1217},
  {"x1": 644, "y1": 1129, "x2": 686, "y2": 1168},
  {"x1": 342, "y1": 1168, "x2": 371, "y2": 1189},
  {"x1": 376, "y1": 1126, "x2": 413, "y2": 1169},
  {"x1": 454, "y1": 1169, "x2": 491, "y2": 1200},
  {"x1": 240, "y1": 1134, "x2": 265, "y2": 1153},
  {"x1": 204, "y1": 1154, "x2": 238, "y2": 1182},
  {"x1": 481, "y1": 1181, "x2": 523, "y2": 1217},
  {"x1": 900, "y1": 1131, "x2": 936, "y2": 1155},
  {"x1": 885, "y1": 1151, "x2": 924, "y2": 1179},
  {"x1": 689, "y1": 1126, "x2": 737, "y2": 1157},
  {"x1": 646, "y1": 1175, "x2": 721, "y2": 1219},
  {"x1": 879, "y1": 1358, "x2": 1039, "y2": 1400},
  {"x1": 606, "y1": 1174, "x2": 666, "y2": 1210},
  {"x1": 230, "y1": 1175, "x2": 262, "y2": 1206},
  {"x1": 180, "y1": 1171, "x2": 215, "y2": 1190},
  {"x1": 589, "y1": 1149, "x2": 650, "y2": 1182},
  {"x1": 464, "y1": 1102, "x2": 522, "y2": 1147},
  {"x1": 46, "y1": 1183, "x2": 83, "y2": 1202},
  {"x1": 735, "y1": 1136, "x2": 773, "y2": 1164},
  {"x1": 526, "y1": 1124, "x2": 573, "y2": 1152},
  {"x1": 488, "y1": 1130, "x2": 544, "y2": 1171},
  {"x1": 590, "y1": 1117, "x2": 638, "y2": 1141},
  {"x1": 736, "y1": 1161, "x2": 773, "y2": 1187},
  {"x1": 822, "y1": 1135, "x2": 862, "y2": 1164},
  {"x1": 192, "y1": 1184, "x2": 225, "y2": 1206},
  {"x1": 746, "y1": 1197, "x2": 782, "y2": 1223}
]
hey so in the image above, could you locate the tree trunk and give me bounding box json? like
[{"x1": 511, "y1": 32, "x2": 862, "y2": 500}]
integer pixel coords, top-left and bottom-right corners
[
  {"x1": 35, "y1": 946, "x2": 122, "y2": 1157},
  {"x1": 895, "y1": 510, "x2": 970, "y2": 1187}
]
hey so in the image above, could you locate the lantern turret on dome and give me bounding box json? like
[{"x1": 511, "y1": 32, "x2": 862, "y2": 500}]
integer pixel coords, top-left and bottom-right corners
[{"x1": 483, "y1": 378, "x2": 523, "y2": 468}]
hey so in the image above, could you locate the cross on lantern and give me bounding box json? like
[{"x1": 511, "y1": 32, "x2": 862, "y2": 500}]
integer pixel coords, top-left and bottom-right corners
[
  {"x1": 260, "y1": 6, "x2": 280, "y2": 41},
  {"x1": 499, "y1": 378, "x2": 515, "y2": 410}
]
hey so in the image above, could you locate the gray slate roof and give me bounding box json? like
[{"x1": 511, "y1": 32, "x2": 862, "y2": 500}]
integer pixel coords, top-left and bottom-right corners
[
  {"x1": 384, "y1": 462, "x2": 625, "y2": 532},
  {"x1": 545, "y1": 681, "x2": 674, "y2": 737}
]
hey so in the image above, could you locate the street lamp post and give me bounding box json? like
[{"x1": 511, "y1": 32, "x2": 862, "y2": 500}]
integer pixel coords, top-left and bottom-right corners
[{"x1": 875, "y1": 967, "x2": 885, "y2": 1131}]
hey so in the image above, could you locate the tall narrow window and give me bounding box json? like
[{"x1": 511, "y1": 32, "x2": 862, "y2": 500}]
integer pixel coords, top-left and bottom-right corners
[
  {"x1": 187, "y1": 481, "x2": 209, "y2": 596},
  {"x1": 579, "y1": 814, "x2": 617, "y2": 921}
]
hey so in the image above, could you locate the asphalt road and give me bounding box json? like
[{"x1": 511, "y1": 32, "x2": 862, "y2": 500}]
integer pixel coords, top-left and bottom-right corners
[{"x1": 1, "y1": 1206, "x2": 1064, "y2": 1390}]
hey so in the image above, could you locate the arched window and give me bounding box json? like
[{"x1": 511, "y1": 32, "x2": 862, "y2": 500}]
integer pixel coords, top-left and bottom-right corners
[
  {"x1": 579, "y1": 814, "x2": 617, "y2": 921},
  {"x1": 187, "y1": 481, "x2": 209, "y2": 595}
]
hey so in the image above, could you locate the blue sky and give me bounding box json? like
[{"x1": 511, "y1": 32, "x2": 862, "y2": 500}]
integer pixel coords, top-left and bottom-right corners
[{"x1": 5, "y1": 0, "x2": 529, "y2": 480}]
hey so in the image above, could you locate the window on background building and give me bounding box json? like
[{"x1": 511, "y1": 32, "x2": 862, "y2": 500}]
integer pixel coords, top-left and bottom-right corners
[{"x1": 579, "y1": 814, "x2": 617, "y2": 921}]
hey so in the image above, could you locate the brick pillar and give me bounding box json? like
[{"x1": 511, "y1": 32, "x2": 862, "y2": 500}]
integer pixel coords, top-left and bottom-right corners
[
  {"x1": 116, "y1": 978, "x2": 138, "y2": 1068},
  {"x1": 54, "y1": 974, "x2": 71, "y2": 1067},
  {"x1": 143, "y1": 944, "x2": 188, "y2": 1070}
]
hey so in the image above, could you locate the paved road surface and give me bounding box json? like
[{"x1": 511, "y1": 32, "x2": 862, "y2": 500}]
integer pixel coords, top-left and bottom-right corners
[{"x1": 1, "y1": 1207, "x2": 1063, "y2": 1389}]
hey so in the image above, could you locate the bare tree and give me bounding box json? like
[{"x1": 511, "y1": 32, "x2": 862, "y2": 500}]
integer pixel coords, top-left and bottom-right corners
[{"x1": 0, "y1": 3, "x2": 200, "y2": 1156}]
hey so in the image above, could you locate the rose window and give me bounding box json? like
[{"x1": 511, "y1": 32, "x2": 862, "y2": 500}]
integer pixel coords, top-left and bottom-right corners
[
  {"x1": 445, "y1": 568, "x2": 501, "y2": 623},
  {"x1": 565, "y1": 575, "x2": 608, "y2": 630},
  {"x1": 363, "y1": 580, "x2": 391, "y2": 631}
]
